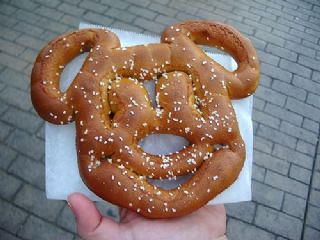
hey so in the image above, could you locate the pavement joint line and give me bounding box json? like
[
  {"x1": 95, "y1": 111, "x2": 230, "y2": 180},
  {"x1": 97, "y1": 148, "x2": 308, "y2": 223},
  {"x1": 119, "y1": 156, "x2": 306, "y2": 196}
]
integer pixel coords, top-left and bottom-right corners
[{"x1": 301, "y1": 133, "x2": 320, "y2": 239}]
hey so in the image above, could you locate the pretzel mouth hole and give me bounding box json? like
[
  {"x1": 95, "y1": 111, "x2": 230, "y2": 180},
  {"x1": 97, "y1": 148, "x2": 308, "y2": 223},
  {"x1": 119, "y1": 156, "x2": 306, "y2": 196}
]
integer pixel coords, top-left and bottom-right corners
[
  {"x1": 198, "y1": 45, "x2": 238, "y2": 71},
  {"x1": 147, "y1": 173, "x2": 194, "y2": 190},
  {"x1": 138, "y1": 134, "x2": 189, "y2": 156}
]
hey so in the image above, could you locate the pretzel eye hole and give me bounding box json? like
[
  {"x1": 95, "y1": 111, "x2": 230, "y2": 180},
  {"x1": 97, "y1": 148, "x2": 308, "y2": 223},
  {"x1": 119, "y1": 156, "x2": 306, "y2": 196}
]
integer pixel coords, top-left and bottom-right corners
[
  {"x1": 198, "y1": 44, "x2": 238, "y2": 72},
  {"x1": 138, "y1": 134, "x2": 189, "y2": 155},
  {"x1": 59, "y1": 53, "x2": 88, "y2": 92}
]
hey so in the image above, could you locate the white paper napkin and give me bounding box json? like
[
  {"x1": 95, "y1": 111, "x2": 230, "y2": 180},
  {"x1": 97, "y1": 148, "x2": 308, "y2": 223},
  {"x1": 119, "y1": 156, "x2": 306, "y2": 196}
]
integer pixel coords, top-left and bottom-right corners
[{"x1": 45, "y1": 23, "x2": 253, "y2": 204}]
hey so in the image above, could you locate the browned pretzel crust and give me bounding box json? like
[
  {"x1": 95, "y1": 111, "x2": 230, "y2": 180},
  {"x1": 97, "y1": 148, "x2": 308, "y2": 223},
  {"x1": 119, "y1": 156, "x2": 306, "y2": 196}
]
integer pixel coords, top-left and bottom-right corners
[{"x1": 31, "y1": 20, "x2": 259, "y2": 218}]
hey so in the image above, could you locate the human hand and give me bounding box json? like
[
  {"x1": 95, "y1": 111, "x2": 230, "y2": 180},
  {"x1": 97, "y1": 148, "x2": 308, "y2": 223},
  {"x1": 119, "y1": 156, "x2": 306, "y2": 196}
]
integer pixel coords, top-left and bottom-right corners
[{"x1": 68, "y1": 192, "x2": 226, "y2": 240}]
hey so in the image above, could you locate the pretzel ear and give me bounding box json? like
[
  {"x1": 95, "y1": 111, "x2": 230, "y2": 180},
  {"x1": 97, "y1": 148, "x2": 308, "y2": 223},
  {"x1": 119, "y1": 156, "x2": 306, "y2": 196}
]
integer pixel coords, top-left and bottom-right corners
[
  {"x1": 31, "y1": 29, "x2": 120, "y2": 125},
  {"x1": 161, "y1": 20, "x2": 260, "y2": 99}
]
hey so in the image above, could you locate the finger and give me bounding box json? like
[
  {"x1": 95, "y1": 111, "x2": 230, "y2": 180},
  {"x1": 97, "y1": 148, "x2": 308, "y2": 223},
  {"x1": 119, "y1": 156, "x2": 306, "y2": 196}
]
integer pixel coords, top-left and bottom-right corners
[{"x1": 68, "y1": 192, "x2": 120, "y2": 240}]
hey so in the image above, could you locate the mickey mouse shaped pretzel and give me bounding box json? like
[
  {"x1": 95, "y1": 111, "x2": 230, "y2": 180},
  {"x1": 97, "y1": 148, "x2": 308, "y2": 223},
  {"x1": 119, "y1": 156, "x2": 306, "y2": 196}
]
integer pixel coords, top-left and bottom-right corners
[{"x1": 31, "y1": 20, "x2": 259, "y2": 218}]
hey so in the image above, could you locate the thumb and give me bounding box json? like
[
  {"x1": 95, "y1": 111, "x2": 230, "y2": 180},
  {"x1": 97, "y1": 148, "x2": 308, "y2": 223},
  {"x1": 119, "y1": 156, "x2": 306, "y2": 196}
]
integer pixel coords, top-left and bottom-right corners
[{"x1": 67, "y1": 192, "x2": 120, "y2": 240}]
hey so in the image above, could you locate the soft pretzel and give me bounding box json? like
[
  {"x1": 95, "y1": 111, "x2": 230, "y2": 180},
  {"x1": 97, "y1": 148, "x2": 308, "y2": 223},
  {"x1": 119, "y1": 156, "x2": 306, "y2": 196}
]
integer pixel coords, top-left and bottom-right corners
[{"x1": 31, "y1": 20, "x2": 259, "y2": 218}]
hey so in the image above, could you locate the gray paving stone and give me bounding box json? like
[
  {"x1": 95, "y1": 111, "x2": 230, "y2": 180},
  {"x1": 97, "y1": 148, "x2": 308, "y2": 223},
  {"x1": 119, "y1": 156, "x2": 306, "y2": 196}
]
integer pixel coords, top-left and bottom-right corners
[
  {"x1": 0, "y1": 52, "x2": 28, "y2": 71},
  {"x1": 106, "y1": 7, "x2": 136, "y2": 23},
  {"x1": 289, "y1": 164, "x2": 312, "y2": 184},
  {"x1": 248, "y1": 36, "x2": 267, "y2": 50},
  {"x1": 254, "y1": 150, "x2": 289, "y2": 175},
  {"x1": 280, "y1": 59, "x2": 312, "y2": 78},
  {"x1": 14, "y1": 184, "x2": 65, "y2": 222},
  {"x1": 272, "y1": 80, "x2": 306, "y2": 101},
  {"x1": 8, "y1": 155, "x2": 45, "y2": 190},
  {"x1": 19, "y1": 48, "x2": 38, "y2": 64},
  {"x1": 148, "y1": 3, "x2": 177, "y2": 17},
  {"x1": 0, "y1": 38, "x2": 25, "y2": 57},
  {"x1": 280, "y1": 121, "x2": 318, "y2": 144},
  {"x1": 56, "y1": 204, "x2": 77, "y2": 233},
  {"x1": 0, "y1": 143, "x2": 17, "y2": 170},
  {"x1": 257, "y1": 50, "x2": 280, "y2": 66},
  {"x1": 252, "y1": 180, "x2": 284, "y2": 210},
  {"x1": 264, "y1": 103, "x2": 303, "y2": 127},
  {"x1": 226, "y1": 201, "x2": 256, "y2": 223},
  {"x1": 15, "y1": 34, "x2": 46, "y2": 51},
  {"x1": 34, "y1": 5, "x2": 64, "y2": 21},
  {"x1": 296, "y1": 140, "x2": 316, "y2": 156},
  {"x1": 0, "y1": 229, "x2": 20, "y2": 240},
  {"x1": 0, "y1": 25, "x2": 21, "y2": 41},
  {"x1": 253, "y1": 97, "x2": 265, "y2": 111},
  {"x1": 155, "y1": 14, "x2": 178, "y2": 26},
  {"x1": 302, "y1": 118, "x2": 319, "y2": 134},
  {"x1": 0, "y1": 2, "x2": 17, "y2": 15},
  {"x1": 0, "y1": 120, "x2": 13, "y2": 141},
  {"x1": 255, "y1": 205, "x2": 303, "y2": 240},
  {"x1": 278, "y1": 17, "x2": 305, "y2": 32},
  {"x1": 127, "y1": 0, "x2": 150, "y2": 7},
  {"x1": 57, "y1": 2, "x2": 86, "y2": 17},
  {"x1": 15, "y1": 9, "x2": 41, "y2": 25},
  {"x1": 282, "y1": 193, "x2": 306, "y2": 219},
  {"x1": 0, "y1": 169, "x2": 22, "y2": 200},
  {"x1": 227, "y1": 218, "x2": 275, "y2": 240},
  {"x1": 100, "y1": 0, "x2": 129, "y2": 10},
  {"x1": 257, "y1": 125, "x2": 297, "y2": 149},
  {"x1": 266, "y1": 44, "x2": 298, "y2": 61},
  {"x1": 312, "y1": 71, "x2": 320, "y2": 83},
  {"x1": 168, "y1": 0, "x2": 198, "y2": 15},
  {"x1": 272, "y1": 29, "x2": 301, "y2": 44},
  {"x1": 312, "y1": 171, "x2": 320, "y2": 190},
  {"x1": 261, "y1": 63, "x2": 292, "y2": 83},
  {"x1": 19, "y1": 215, "x2": 74, "y2": 240},
  {"x1": 255, "y1": 30, "x2": 285, "y2": 47},
  {"x1": 34, "y1": 17, "x2": 69, "y2": 34},
  {"x1": 292, "y1": 75, "x2": 320, "y2": 96},
  {"x1": 128, "y1": 5, "x2": 157, "y2": 20},
  {"x1": 309, "y1": 189, "x2": 320, "y2": 208},
  {"x1": 253, "y1": 136, "x2": 273, "y2": 154},
  {"x1": 253, "y1": 109, "x2": 281, "y2": 129},
  {"x1": 298, "y1": 55, "x2": 320, "y2": 71},
  {"x1": 286, "y1": 97, "x2": 320, "y2": 122},
  {"x1": 80, "y1": 0, "x2": 109, "y2": 13},
  {"x1": 273, "y1": 144, "x2": 313, "y2": 169},
  {"x1": 59, "y1": 14, "x2": 81, "y2": 28},
  {"x1": 83, "y1": 11, "x2": 114, "y2": 26},
  {"x1": 265, "y1": 171, "x2": 308, "y2": 198},
  {"x1": 0, "y1": 200, "x2": 28, "y2": 234},
  {"x1": 306, "y1": 205, "x2": 320, "y2": 230},
  {"x1": 261, "y1": 18, "x2": 290, "y2": 33},
  {"x1": 244, "y1": 18, "x2": 271, "y2": 33},
  {"x1": 307, "y1": 92, "x2": 320, "y2": 109},
  {"x1": 255, "y1": 86, "x2": 286, "y2": 107},
  {"x1": 6, "y1": 129, "x2": 44, "y2": 160},
  {"x1": 33, "y1": 0, "x2": 61, "y2": 8},
  {"x1": 252, "y1": 163, "x2": 266, "y2": 182},
  {"x1": 0, "y1": 86, "x2": 32, "y2": 111},
  {"x1": 134, "y1": 17, "x2": 164, "y2": 34},
  {"x1": 285, "y1": 41, "x2": 316, "y2": 57},
  {"x1": 303, "y1": 226, "x2": 320, "y2": 240},
  {"x1": 1, "y1": 108, "x2": 42, "y2": 134}
]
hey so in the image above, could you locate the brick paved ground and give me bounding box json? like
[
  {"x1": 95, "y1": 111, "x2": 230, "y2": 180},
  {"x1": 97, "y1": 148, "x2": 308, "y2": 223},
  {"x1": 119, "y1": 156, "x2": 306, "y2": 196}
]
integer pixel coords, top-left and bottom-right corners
[{"x1": 0, "y1": 0, "x2": 319, "y2": 239}]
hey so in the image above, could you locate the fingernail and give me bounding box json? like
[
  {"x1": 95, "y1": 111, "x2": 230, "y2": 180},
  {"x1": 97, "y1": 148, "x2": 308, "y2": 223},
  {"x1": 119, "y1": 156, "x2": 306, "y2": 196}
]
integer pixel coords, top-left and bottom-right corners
[{"x1": 67, "y1": 201, "x2": 77, "y2": 219}]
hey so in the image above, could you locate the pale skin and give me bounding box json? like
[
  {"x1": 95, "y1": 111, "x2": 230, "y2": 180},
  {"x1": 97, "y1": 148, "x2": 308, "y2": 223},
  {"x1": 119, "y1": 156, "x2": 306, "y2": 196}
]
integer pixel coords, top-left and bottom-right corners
[{"x1": 68, "y1": 192, "x2": 226, "y2": 240}]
